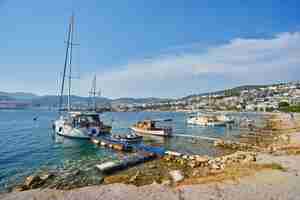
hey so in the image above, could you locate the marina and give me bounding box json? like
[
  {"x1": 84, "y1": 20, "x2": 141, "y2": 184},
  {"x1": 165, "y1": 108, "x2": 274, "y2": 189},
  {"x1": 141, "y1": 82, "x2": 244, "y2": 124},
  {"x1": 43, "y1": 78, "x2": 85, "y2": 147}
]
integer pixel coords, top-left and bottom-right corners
[
  {"x1": 0, "y1": 109, "x2": 255, "y2": 192},
  {"x1": 1, "y1": 2, "x2": 300, "y2": 199}
]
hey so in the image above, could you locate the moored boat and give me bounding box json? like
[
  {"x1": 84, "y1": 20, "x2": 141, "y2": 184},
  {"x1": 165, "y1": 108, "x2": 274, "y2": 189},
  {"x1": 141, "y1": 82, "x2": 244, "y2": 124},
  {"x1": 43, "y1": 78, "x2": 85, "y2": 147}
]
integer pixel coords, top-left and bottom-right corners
[
  {"x1": 187, "y1": 113, "x2": 231, "y2": 126},
  {"x1": 54, "y1": 111, "x2": 112, "y2": 139},
  {"x1": 103, "y1": 133, "x2": 143, "y2": 144},
  {"x1": 53, "y1": 15, "x2": 111, "y2": 139},
  {"x1": 130, "y1": 119, "x2": 172, "y2": 137}
]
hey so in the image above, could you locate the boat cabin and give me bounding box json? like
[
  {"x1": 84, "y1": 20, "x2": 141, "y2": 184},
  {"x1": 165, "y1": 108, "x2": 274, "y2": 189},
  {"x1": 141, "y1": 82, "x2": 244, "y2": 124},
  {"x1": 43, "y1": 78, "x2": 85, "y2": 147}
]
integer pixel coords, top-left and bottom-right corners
[
  {"x1": 135, "y1": 119, "x2": 172, "y2": 131},
  {"x1": 69, "y1": 111, "x2": 102, "y2": 128},
  {"x1": 135, "y1": 120, "x2": 157, "y2": 130}
]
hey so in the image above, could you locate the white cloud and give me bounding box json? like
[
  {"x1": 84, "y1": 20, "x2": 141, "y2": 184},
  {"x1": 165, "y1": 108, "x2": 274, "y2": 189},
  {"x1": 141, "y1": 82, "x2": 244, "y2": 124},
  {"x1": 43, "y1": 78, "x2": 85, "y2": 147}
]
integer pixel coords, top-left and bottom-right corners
[{"x1": 78, "y1": 32, "x2": 300, "y2": 98}]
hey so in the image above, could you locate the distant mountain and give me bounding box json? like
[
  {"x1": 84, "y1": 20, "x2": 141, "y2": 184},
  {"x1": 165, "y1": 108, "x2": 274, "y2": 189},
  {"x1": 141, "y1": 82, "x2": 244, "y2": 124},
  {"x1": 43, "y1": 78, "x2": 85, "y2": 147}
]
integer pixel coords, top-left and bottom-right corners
[
  {"x1": 31, "y1": 95, "x2": 111, "y2": 107},
  {"x1": 0, "y1": 95, "x2": 16, "y2": 101},
  {"x1": 0, "y1": 82, "x2": 284, "y2": 108},
  {"x1": 0, "y1": 92, "x2": 38, "y2": 100}
]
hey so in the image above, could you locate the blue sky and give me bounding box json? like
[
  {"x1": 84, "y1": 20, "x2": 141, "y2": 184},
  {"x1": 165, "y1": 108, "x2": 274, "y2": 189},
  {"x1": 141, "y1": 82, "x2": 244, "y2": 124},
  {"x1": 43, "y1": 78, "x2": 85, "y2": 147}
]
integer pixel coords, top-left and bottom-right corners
[{"x1": 0, "y1": 0, "x2": 300, "y2": 98}]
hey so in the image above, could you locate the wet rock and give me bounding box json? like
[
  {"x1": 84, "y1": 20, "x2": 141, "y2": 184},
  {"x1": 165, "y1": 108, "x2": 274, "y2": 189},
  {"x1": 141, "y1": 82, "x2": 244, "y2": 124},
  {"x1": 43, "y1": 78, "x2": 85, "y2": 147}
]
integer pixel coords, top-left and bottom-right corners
[
  {"x1": 24, "y1": 175, "x2": 43, "y2": 189},
  {"x1": 13, "y1": 185, "x2": 28, "y2": 192},
  {"x1": 40, "y1": 173, "x2": 55, "y2": 181},
  {"x1": 169, "y1": 170, "x2": 184, "y2": 183}
]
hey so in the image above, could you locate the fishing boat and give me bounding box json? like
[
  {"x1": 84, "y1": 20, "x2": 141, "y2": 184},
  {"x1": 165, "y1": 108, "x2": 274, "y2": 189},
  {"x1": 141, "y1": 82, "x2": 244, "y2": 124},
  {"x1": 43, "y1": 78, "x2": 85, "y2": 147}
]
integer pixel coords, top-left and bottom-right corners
[
  {"x1": 53, "y1": 15, "x2": 111, "y2": 139},
  {"x1": 187, "y1": 112, "x2": 233, "y2": 126},
  {"x1": 130, "y1": 119, "x2": 172, "y2": 137}
]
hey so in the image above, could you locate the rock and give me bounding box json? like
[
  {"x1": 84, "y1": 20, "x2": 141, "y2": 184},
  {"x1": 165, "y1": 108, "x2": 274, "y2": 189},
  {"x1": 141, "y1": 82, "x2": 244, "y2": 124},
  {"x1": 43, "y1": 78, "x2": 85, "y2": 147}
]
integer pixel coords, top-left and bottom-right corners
[
  {"x1": 189, "y1": 155, "x2": 195, "y2": 160},
  {"x1": 220, "y1": 164, "x2": 226, "y2": 170},
  {"x1": 169, "y1": 170, "x2": 184, "y2": 183},
  {"x1": 129, "y1": 171, "x2": 140, "y2": 183},
  {"x1": 195, "y1": 155, "x2": 209, "y2": 163},
  {"x1": 179, "y1": 159, "x2": 186, "y2": 165},
  {"x1": 161, "y1": 179, "x2": 171, "y2": 186},
  {"x1": 24, "y1": 175, "x2": 42, "y2": 188},
  {"x1": 188, "y1": 161, "x2": 197, "y2": 168},
  {"x1": 148, "y1": 164, "x2": 157, "y2": 169},
  {"x1": 13, "y1": 185, "x2": 28, "y2": 192},
  {"x1": 163, "y1": 155, "x2": 173, "y2": 162},
  {"x1": 40, "y1": 173, "x2": 54, "y2": 181},
  {"x1": 210, "y1": 163, "x2": 220, "y2": 170},
  {"x1": 210, "y1": 169, "x2": 224, "y2": 174},
  {"x1": 191, "y1": 168, "x2": 210, "y2": 177}
]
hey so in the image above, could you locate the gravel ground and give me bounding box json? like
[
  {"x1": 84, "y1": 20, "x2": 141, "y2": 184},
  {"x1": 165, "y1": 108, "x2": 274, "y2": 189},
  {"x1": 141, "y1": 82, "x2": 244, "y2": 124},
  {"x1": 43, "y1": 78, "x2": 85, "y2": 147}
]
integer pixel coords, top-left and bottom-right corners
[{"x1": 2, "y1": 154, "x2": 300, "y2": 200}]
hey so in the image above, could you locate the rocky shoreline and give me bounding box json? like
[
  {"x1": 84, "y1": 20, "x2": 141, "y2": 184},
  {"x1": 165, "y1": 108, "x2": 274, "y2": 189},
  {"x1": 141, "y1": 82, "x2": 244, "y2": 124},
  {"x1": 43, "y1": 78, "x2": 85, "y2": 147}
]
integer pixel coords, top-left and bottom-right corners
[{"x1": 2, "y1": 114, "x2": 300, "y2": 199}]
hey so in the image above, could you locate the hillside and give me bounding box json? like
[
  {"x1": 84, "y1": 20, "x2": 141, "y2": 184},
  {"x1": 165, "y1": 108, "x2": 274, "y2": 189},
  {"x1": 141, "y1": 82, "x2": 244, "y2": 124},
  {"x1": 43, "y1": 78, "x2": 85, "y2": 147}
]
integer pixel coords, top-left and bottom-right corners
[
  {"x1": 0, "y1": 92, "x2": 38, "y2": 100},
  {"x1": 180, "y1": 84, "x2": 273, "y2": 100}
]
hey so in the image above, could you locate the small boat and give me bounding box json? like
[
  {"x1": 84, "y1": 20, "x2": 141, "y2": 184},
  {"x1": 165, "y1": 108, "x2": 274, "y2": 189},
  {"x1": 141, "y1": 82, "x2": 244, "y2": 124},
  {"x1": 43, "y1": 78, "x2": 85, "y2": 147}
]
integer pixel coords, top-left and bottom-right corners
[
  {"x1": 102, "y1": 133, "x2": 143, "y2": 144},
  {"x1": 130, "y1": 119, "x2": 172, "y2": 137},
  {"x1": 215, "y1": 114, "x2": 235, "y2": 124},
  {"x1": 187, "y1": 113, "x2": 230, "y2": 126}
]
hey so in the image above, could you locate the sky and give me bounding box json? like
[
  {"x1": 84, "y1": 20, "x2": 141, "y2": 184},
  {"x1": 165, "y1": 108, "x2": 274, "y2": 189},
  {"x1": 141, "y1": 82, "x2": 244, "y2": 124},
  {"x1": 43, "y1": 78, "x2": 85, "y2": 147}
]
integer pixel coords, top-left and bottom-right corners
[{"x1": 0, "y1": 0, "x2": 300, "y2": 98}]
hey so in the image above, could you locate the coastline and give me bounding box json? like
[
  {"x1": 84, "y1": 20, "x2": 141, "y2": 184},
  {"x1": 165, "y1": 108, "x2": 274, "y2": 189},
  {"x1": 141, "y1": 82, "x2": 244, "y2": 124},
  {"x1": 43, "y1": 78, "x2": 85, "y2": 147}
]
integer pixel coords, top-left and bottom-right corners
[
  {"x1": 2, "y1": 113, "x2": 300, "y2": 199},
  {"x1": 2, "y1": 152, "x2": 300, "y2": 200}
]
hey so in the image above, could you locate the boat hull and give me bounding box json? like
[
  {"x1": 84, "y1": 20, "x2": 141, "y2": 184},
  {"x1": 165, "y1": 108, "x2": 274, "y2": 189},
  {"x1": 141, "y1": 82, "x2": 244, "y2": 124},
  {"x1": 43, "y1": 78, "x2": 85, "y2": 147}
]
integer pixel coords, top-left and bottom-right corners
[
  {"x1": 54, "y1": 119, "x2": 111, "y2": 139},
  {"x1": 130, "y1": 126, "x2": 171, "y2": 137},
  {"x1": 56, "y1": 130, "x2": 91, "y2": 139},
  {"x1": 187, "y1": 118, "x2": 226, "y2": 127}
]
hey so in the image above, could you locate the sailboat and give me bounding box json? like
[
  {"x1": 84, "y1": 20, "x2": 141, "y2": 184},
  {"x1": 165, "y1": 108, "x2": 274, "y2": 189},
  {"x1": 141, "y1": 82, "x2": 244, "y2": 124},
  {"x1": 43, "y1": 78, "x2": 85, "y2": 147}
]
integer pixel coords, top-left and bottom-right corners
[{"x1": 53, "y1": 15, "x2": 111, "y2": 139}]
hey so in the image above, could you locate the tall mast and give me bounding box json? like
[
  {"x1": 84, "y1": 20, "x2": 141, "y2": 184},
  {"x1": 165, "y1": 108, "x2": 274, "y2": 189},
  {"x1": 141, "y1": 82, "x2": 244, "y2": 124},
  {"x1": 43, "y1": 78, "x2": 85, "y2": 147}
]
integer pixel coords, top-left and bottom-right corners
[
  {"x1": 92, "y1": 75, "x2": 97, "y2": 111},
  {"x1": 58, "y1": 15, "x2": 73, "y2": 113},
  {"x1": 67, "y1": 14, "x2": 74, "y2": 112}
]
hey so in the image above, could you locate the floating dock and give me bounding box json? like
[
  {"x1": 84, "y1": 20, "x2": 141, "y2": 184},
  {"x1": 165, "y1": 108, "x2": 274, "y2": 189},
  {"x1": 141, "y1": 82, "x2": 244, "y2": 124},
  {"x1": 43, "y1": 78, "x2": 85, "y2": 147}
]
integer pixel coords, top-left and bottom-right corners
[
  {"x1": 95, "y1": 152, "x2": 157, "y2": 173},
  {"x1": 91, "y1": 137, "x2": 133, "y2": 152}
]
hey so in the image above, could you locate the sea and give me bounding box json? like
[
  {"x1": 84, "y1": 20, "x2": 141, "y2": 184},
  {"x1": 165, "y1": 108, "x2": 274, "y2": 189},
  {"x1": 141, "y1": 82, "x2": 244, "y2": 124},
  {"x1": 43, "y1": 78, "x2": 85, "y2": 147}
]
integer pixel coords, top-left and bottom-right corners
[{"x1": 0, "y1": 109, "x2": 259, "y2": 191}]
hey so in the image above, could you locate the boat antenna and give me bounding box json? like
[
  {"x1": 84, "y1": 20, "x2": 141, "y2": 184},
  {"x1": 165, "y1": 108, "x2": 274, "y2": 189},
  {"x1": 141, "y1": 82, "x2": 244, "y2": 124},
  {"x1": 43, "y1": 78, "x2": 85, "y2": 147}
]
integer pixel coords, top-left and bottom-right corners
[{"x1": 58, "y1": 14, "x2": 73, "y2": 114}]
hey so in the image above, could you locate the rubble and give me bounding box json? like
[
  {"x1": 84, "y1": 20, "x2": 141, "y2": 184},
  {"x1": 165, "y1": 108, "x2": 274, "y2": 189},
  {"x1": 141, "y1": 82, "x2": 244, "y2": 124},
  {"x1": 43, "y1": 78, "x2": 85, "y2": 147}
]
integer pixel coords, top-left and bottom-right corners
[
  {"x1": 163, "y1": 150, "x2": 257, "y2": 175},
  {"x1": 214, "y1": 139, "x2": 259, "y2": 151},
  {"x1": 169, "y1": 170, "x2": 184, "y2": 183}
]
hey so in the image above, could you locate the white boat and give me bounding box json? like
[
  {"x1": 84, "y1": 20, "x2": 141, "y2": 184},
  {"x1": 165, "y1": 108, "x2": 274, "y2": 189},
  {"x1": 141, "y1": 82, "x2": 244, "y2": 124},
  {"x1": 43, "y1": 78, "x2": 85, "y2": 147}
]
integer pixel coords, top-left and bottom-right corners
[
  {"x1": 53, "y1": 15, "x2": 111, "y2": 139},
  {"x1": 54, "y1": 111, "x2": 112, "y2": 139},
  {"x1": 187, "y1": 113, "x2": 232, "y2": 126},
  {"x1": 130, "y1": 119, "x2": 172, "y2": 137}
]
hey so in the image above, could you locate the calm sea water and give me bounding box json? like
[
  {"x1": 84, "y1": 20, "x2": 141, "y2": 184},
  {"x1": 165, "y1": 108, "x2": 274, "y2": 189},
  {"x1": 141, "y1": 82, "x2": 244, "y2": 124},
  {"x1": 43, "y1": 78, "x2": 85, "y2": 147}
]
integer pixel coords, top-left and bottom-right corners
[{"x1": 0, "y1": 109, "x2": 255, "y2": 191}]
